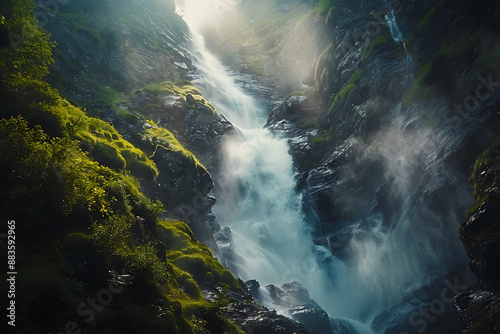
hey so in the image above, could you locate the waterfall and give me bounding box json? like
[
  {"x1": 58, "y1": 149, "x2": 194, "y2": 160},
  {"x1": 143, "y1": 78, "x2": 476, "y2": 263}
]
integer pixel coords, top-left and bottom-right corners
[
  {"x1": 176, "y1": 0, "x2": 338, "y2": 317},
  {"x1": 385, "y1": 10, "x2": 414, "y2": 79},
  {"x1": 385, "y1": 10, "x2": 403, "y2": 43},
  {"x1": 176, "y1": 1, "x2": 471, "y2": 333}
]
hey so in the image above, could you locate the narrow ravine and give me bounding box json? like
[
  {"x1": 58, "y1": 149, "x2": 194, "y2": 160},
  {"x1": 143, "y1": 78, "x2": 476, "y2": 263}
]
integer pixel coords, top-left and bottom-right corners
[
  {"x1": 176, "y1": 1, "x2": 474, "y2": 333},
  {"x1": 176, "y1": 0, "x2": 346, "y2": 323},
  {"x1": 179, "y1": 0, "x2": 335, "y2": 300}
]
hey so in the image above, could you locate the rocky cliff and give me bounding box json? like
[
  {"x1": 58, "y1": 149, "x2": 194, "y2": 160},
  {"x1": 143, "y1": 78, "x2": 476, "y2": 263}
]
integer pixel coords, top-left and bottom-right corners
[
  {"x1": 3, "y1": 0, "x2": 500, "y2": 333},
  {"x1": 0, "y1": 0, "x2": 312, "y2": 333},
  {"x1": 456, "y1": 140, "x2": 500, "y2": 333},
  {"x1": 207, "y1": 0, "x2": 500, "y2": 333}
]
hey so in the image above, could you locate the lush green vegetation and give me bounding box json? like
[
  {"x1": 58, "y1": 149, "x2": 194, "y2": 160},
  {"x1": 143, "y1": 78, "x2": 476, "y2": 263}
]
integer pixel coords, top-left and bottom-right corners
[
  {"x1": 0, "y1": 1, "x2": 243, "y2": 333},
  {"x1": 314, "y1": 42, "x2": 333, "y2": 90},
  {"x1": 466, "y1": 139, "x2": 500, "y2": 216},
  {"x1": 330, "y1": 83, "x2": 356, "y2": 110},
  {"x1": 362, "y1": 35, "x2": 388, "y2": 62},
  {"x1": 317, "y1": 0, "x2": 350, "y2": 16}
]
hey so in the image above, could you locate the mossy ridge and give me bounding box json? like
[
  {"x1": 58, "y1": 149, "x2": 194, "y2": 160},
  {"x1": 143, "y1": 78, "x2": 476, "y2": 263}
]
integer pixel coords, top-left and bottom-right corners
[
  {"x1": 314, "y1": 42, "x2": 333, "y2": 90},
  {"x1": 143, "y1": 80, "x2": 216, "y2": 114},
  {"x1": 0, "y1": 1, "x2": 243, "y2": 332},
  {"x1": 317, "y1": 0, "x2": 351, "y2": 16},
  {"x1": 362, "y1": 35, "x2": 388, "y2": 62},
  {"x1": 401, "y1": 61, "x2": 433, "y2": 109},
  {"x1": 330, "y1": 83, "x2": 356, "y2": 110},
  {"x1": 467, "y1": 138, "x2": 500, "y2": 216},
  {"x1": 328, "y1": 68, "x2": 362, "y2": 112},
  {"x1": 157, "y1": 220, "x2": 242, "y2": 292}
]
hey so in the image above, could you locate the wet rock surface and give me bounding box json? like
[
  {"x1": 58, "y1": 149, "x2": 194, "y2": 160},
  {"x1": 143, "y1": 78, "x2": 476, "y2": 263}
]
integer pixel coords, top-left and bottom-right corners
[
  {"x1": 202, "y1": 287, "x2": 313, "y2": 334},
  {"x1": 247, "y1": 281, "x2": 333, "y2": 334},
  {"x1": 457, "y1": 141, "x2": 500, "y2": 334},
  {"x1": 226, "y1": 302, "x2": 313, "y2": 334}
]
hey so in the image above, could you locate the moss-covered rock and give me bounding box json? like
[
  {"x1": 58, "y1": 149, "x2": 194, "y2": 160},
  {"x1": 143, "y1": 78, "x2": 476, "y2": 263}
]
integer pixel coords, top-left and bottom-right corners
[{"x1": 457, "y1": 139, "x2": 500, "y2": 333}]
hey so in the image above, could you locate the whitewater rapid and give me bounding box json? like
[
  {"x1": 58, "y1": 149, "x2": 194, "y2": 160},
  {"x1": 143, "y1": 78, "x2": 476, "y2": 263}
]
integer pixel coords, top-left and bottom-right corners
[{"x1": 177, "y1": 2, "x2": 472, "y2": 333}]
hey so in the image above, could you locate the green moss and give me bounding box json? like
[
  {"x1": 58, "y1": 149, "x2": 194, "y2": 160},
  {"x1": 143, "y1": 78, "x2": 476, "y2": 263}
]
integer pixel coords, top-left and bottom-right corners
[
  {"x1": 317, "y1": 0, "x2": 350, "y2": 16},
  {"x1": 456, "y1": 42, "x2": 500, "y2": 98},
  {"x1": 417, "y1": 7, "x2": 437, "y2": 29},
  {"x1": 466, "y1": 138, "x2": 500, "y2": 218},
  {"x1": 402, "y1": 62, "x2": 432, "y2": 109},
  {"x1": 0, "y1": 2, "x2": 244, "y2": 333},
  {"x1": 448, "y1": 16, "x2": 466, "y2": 30},
  {"x1": 297, "y1": 117, "x2": 317, "y2": 129},
  {"x1": 434, "y1": 31, "x2": 481, "y2": 58},
  {"x1": 312, "y1": 135, "x2": 326, "y2": 143},
  {"x1": 147, "y1": 128, "x2": 207, "y2": 174},
  {"x1": 58, "y1": 12, "x2": 103, "y2": 45},
  {"x1": 330, "y1": 83, "x2": 356, "y2": 110},
  {"x1": 362, "y1": 35, "x2": 388, "y2": 62},
  {"x1": 350, "y1": 69, "x2": 363, "y2": 84},
  {"x1": 158, "y1": 220, "x2": 242, "y2": 292},
  {"x1": 315, "y1": 43, "x2": 333, "y2": 86}
]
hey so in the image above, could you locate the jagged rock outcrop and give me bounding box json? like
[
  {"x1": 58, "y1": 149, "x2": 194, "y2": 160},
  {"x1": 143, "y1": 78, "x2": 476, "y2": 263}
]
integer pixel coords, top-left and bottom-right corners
[
  {"x1": 202, "y1": 285, "x2": 314, "y2": 334},
  {"x1": 246, "y1": 280, "x2": 333, "y2": 334},
  {"x1": 209, "y1": 0, "x2": 500, "y2": 333},
  {"x1": 226, "y1": 302, "x2": 313, "y2": 334},
  {"x1": 456, "y1": 140, "x2": 500, "y2": 333},
  {"x1": 183, "y1": 103, "x2": 239, "y2": 170}
]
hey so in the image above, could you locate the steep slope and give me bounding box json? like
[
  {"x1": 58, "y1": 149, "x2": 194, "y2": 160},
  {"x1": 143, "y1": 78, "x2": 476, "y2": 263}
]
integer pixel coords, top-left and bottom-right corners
[
  {"x1": 204, "y1": 0, "x2": 500, "y2": 333},
  {"x1": 0, "y1": 2, "x2": 243, "y2": 333},
  {"x1": 456, "y1": 140, "x2": 500, "y2": 333},
  {"x1": 0, "y1": 1, "x2": 312, "y2": 333}
]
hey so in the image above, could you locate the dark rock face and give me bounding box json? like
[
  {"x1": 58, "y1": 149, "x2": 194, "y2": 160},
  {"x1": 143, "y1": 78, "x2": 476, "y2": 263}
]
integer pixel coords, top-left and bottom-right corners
[
  {"x1": 183, "y1": 103, "x2": 239, "y2": 170},
  {"x1": 202, "y1": 286, "x2": 313, "y2": 334},
  {"x1": 46, "y1": 0, "x2": 189, "y2": 105},
  {"x1": 461, "y1": 197, "x2": 500, "y2": 292},
  {"x1": 151, "y1": 146, "x2": 213, "y2": 209},
  {"x1": 456, "y1": 286, "x2": 500, "y2": 334},
  {"x1": 247, "y1": 281, "x2": 333, "y2": 334},
  {"x1": 457, "y1": 141, "x2": 500, "y2": 334},
  {"x1": 226, "y1": 302, "x2": 313, "y2": 334}
]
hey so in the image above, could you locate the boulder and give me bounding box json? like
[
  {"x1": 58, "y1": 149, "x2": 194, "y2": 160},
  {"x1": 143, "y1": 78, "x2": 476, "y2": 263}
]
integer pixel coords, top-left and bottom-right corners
[{"x1": 248, "y1": 281, "x2": 333, "y2": 334}]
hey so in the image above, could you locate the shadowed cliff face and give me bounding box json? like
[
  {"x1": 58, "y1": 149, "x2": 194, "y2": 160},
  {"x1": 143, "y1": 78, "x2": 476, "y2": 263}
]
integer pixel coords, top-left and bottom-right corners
[
  {"x1": 456, "y1": 140, "x2": 500, "y2": 334},
  {"x1": 6, "y1": 0, "x2": 500, "y2": 332},
  {"x1": 200, "y1": 0, "x2": 500, "y2": 333},
  {"x1": 46, "y1": 0, "x2": 188, "y2": 106}
]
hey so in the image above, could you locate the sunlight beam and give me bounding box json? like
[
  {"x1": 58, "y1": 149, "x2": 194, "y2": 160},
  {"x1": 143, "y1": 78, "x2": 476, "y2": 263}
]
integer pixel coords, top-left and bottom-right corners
[{"x1": 175, "y1": 0, "x2": 237, "y2": 33}]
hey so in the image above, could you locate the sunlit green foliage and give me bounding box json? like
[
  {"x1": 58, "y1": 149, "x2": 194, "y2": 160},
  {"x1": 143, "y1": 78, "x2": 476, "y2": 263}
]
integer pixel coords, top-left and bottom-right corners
[
  {"x1": 0, "y1": 1, "x2": 242, "y2": 333},
  {"x1": 0, "y1": 0, "x2": 54, "y2": 81},
  {"x1": 158, "y1": 220, "x2": 242, "y2": 292}
]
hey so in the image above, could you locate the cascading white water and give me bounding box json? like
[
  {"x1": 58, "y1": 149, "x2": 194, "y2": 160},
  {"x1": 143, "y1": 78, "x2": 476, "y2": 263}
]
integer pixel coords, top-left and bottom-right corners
[
  {"x1": 385, "y1": 10, "x2": 403, "y2": 42},
  {"x1": 385, "y1": 10, "x2": 414, "y2": 79},
  {"x1": 176, "y1": 1, "x2": 471, "y2": 333},
  {"x1": 176, "y1": 0, "x2": 343, "y2": 321}
]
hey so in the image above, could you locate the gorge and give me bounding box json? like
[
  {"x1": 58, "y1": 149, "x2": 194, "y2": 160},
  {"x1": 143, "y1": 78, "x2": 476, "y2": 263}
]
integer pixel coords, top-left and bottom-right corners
[{"x1": 1, "y1": 0, "x2": 500, "y2": 333}]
